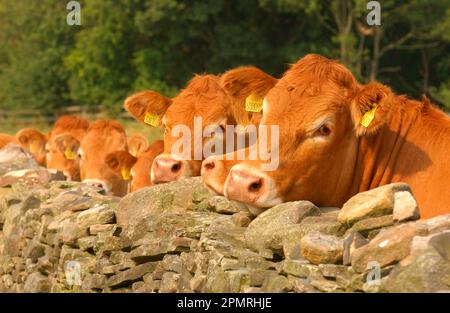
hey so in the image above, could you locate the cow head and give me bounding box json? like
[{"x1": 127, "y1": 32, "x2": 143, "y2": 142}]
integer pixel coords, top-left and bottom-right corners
[
  {"x1": 46, "y1": 115, "x2": 89, "y2": 181},
  {"x1": 202, "y1": 67, "x2": 278, "y2": 196},
  {"x1": 79, "y1": 120, "x2": 131, "y2": 196},
  {"x1": 47, "y1": 134, "x2": 82, "y2": 181},
  {"x1": 206, "y1": 54, "x2": 396, "y2": 212},
  {"x1": 129, "y1": 140, "x2": 164, "y2": 192},
  {"x1": 15, "y1": 128, "x2": 47, "y2": 166},
  {"x1": 125, "y1": 75, "x2": 234, "y2": 184}
]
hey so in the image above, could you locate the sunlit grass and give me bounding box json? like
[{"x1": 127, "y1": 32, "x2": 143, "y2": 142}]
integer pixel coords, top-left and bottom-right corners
[{"x1": 0, "y1": 117, "x2": 163, "y2": 144}]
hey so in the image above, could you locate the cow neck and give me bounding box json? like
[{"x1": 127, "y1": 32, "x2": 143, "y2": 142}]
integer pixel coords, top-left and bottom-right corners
[{"x1": 353, "y1": 96, "x2": 421, "y2": 193}]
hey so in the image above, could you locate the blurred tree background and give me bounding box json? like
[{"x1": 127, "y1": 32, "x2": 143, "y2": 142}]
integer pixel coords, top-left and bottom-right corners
[{"x1": 0, "y1": 0, "x2": 449, "y2": 115}]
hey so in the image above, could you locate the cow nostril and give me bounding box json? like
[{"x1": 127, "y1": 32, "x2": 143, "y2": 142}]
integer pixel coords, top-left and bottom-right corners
[
  {"x1": 171, "y1": 162, "x2": 181, "y2": 173},
  {"x1": 248, "y1": 179, "x2": 263, "y2": 193},
  {"x1": 203, "y1": 160, "x2": 215, "y2": 171}
]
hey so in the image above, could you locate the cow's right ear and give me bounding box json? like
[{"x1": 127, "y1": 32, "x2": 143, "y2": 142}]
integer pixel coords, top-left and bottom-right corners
[
  {"x1": 105, "y1": 151, "x2": 137, "y2": 180},
  {"x1": 127, "y1": 134, "x2": 148, "y2": 157},
  {"x1": 350, "y1": 82, "x2": 395, "y2": 136},
  {"x1": 124, "y1": 91, "x2": 172, "y2": 127},
  {"x1": 220, "y1": 66, "x2": 277, "y2": 125},
  {"x1": 220, "y1": 66, "x2": 277, "y2": 98}
]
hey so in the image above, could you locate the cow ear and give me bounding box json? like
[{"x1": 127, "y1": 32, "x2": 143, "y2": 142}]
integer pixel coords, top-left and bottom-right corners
[
  {"x1": 220, "y1": 66, "x2": 277, "y2": 125},
  {"x1": 350, "y1": 82, "x2": 395, "y2": 136},
  {"x1": 124, "y1": 91, "x2": 172, "y2": 127},
  {"x1": 105, "y1": 151, "x2": 137, "y2": 180},
  {"x1": 54, "y1": 134, "x2": 80, "y2": 160},
  {"x1": 220, "y1": 66, "x2": 277, "y2": 98},
  {"x1": 127, "y1": 134, "x2": 148, "y2": 157}
]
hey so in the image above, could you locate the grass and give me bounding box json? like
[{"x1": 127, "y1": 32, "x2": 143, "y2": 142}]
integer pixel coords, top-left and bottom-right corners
[{"x1": 0, "y1": 117, "x2": 163, "y2": 144}]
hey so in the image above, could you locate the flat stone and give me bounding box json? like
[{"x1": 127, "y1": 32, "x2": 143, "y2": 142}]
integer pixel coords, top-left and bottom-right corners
[
  {"x1": 310, "y1": 279, "x2": 343, "y2": 292},
  {"x1": 23, "y1": 272, "x2": 51, "y2": 293},
  {"x1": 262, "y1": 275, "x2": 293, "y2": 293},
  {"x1": 207, "y1": 196, "x2": 245, "y2": 214},
  {"x1": 345, "y1": 215, "x2": 394, "y2": 237},
  {"x1": 159, "y1": 272, "x2": 180, "y2": 293},
  {"x1": 351, "y1": 222, "x2": 428, "y2": 273},
  {"x1": 338, "y1": 183, "x2": 411, "y2": 226},
  {"x1": 245, "y1": 201, "x2": 320, "y2": 251},
  {"x1": 76, "y1": 205, "x2": 115, "y2": 230},
  {"x1": 89, "y1": 224, "x2": 115, "y2": 235},
  {"x1": 300, "y1": 231, "x2": 344, "y2": 265},
  {"x1": 0, "y1": 169, "x2": 65, "y2": 188},
  {"x1": 161, "y1": 254, "x2": 183, "y2": 273},
  {"x1": 384, "y1": 244, "x2": 450, "y2": 292},
  {"x1": 107, "y1": 262, "x2": 157, "y2": 288},
  {"x1": 281, "y1": 260, "x2": 321, "y2": 278},
  {"x1": 82, "y1": 274, "x2": 107, "y2": 291},
  {"x1": 393, "y1": 191, "x2": 420, "y2": 222},
  {"x1": 116, "y1": 177, "x2": 208, "y2": 230}
]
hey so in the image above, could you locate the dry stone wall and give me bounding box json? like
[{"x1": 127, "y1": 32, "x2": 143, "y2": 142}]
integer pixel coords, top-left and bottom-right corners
[{"x1": 0, "y1": 144, "x2": 449, "y2": 293}]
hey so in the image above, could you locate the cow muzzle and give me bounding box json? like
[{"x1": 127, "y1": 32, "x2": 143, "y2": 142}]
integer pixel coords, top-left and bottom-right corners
[
  {"x1": 201, "y1": 156, "x2": 226, "y2": 195},
  {"x1": 151, "y1": 155, "x2": 187, "y2": 184},
  {"x1": 224, "y1": 165, "x2": 281, "y2": 207}
]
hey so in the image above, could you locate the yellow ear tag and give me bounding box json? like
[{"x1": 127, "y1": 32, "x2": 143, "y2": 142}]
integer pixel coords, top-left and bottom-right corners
[
  {"x1": 121, "y1": 167, "x2": 131, "y2": 180},
  {"x1": 29, "y1": 143, "x2": 39, "y2": 155},
  {"x1": 360, "y1": 103, "x2": 378, "y2": 128},
  {"x1": 64, "y1": 149, "x2": 75, "y2": 160},
  {"x1": 144, "y1": 113, "x2": 161, "y2": 127},
  {"x1": 245, "y1": 93, "x2": 263, "y2": 113}
]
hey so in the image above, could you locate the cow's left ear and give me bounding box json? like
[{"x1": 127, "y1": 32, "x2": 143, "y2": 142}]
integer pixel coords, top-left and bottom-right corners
[
  {"x1": 350, "y1": 82, "x2": 395, "y2": 136},
  {"x1": 105, "y1": 151, "x2": 137, "y2": 180},
  {"x1": 124, "y1": 91, "x2": 172, "y2": 127},
  {"x1": 53, "y1": 134, "x2": 80, "y2": 160}
]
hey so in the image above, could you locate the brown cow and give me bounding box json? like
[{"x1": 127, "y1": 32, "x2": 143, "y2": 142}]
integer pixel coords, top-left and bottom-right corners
[
  {"x1": 79, "y1": 120, "x2": 132, "y2": 196},
  {"x1": 0, "y1": 129, "x2": 47, "y2": 166},
  {"x1": 125, "y1": 67, "x2": 276, "y2": 184},
  {"x1": 130, "y1": 140, "x2": 164, "y2": 192},
  {"x1": 205, "y1": 54, "x2": 450, "y2": 219},
  {"x1": 46, "y1": 115, "x2": 89, "y2": 181},
  {"x1": 127, "y1": 134, "x2": 148, "y2": 157},
  {"x1": 0, "y1": 134, "x2": 16, "y2": 149},
  {"x1": 15, "y1": 128, "x2": 47, "y2": 166}
]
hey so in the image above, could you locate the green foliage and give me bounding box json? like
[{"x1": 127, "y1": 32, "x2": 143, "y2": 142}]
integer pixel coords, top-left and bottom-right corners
[{"x1": 0, "y1": 0, "x2": 449, "y2": 113}]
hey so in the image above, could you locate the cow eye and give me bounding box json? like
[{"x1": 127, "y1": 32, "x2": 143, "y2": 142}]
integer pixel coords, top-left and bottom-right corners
[{"x1": 314, "y1": 125, "x2": 332, "y2": 137}]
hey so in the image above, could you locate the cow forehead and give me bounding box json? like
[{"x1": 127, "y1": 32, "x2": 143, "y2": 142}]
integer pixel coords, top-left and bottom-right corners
[
  {"x1": 81, "y1": 129, "x2": 126, "y2": 153},
  {"x1": 165, "y1": 96, "x2": 228, "y2": 128},
  {"x1": 263, "y1": 79, "x2": 348, "y2": 127}
]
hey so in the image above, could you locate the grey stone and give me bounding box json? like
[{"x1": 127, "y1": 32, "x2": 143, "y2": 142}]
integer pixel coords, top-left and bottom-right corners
[
  {"x1": 345, "y1": 215, "x2": 394, "y2": 237},
  {"x1": 107, "y1": 262, "x2": 157, "y2": 288},
  {"x1": 245, "y1": 201, "x2": 320, "y2": 251},
  {"x1": 23, "y1": 272, "x2": 51, "y2": 293}
]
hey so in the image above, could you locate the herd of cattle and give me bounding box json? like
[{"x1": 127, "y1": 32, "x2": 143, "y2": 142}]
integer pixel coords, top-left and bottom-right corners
[{"x1": 1, "y1": 54, "x2": 449, "y2": 220}]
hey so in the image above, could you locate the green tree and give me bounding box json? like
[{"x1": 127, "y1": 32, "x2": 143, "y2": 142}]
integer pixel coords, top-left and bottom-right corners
[{"x1": 0, "y1": 0, "x2": 78, "y2": 112}]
